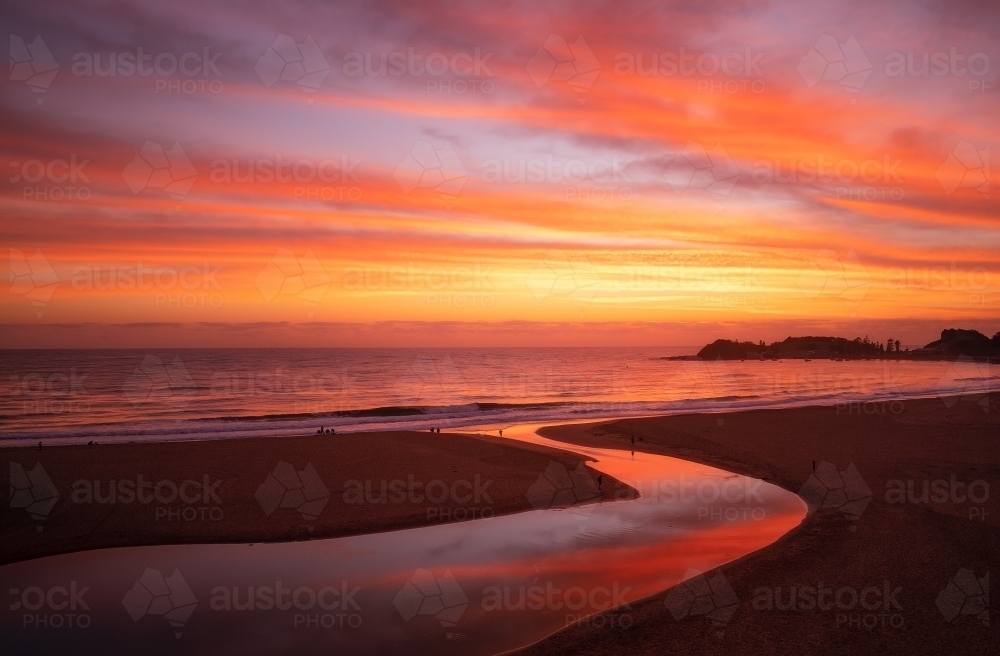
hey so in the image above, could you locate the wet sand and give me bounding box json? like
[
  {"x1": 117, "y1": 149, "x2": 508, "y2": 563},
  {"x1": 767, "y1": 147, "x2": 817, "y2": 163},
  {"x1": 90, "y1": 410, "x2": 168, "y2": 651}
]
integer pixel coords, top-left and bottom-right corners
[
  {"x1": 520, "y1": 396, "x2": 997, "y2": 655},
  {"x1": 4, "y1": 397, "x2": 996, "y2": 654},
  {"x1": 1, "y1": 430, "x2": 626, "y2": 565}
]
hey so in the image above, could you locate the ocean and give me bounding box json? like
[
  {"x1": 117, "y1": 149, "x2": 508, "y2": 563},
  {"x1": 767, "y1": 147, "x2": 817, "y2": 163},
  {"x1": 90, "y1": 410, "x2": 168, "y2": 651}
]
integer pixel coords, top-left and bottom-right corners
[{"x1": 0, "y1": 348, "x2": 995, "y2": 445}]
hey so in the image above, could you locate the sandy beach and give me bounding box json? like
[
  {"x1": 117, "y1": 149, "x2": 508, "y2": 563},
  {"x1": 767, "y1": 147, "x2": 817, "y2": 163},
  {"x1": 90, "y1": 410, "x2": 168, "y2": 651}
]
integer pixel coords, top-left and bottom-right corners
[
  {"x1": 4, "y1": 396, "x2": 996, "y2": 654},
  {"x1": 521, "y1": 395, "x2": 997, "y2": 655},
  {"x1": 2, "y1": 430, "x2": 627, "y2": 566}
]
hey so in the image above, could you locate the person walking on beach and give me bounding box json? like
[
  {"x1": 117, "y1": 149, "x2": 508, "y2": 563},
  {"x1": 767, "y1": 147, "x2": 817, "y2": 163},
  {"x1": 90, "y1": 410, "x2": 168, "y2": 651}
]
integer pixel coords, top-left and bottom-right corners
[
  {"x1": 597, "y1": 474, "x2": 603, "y2": 490},
  {"x1": 498, "y1": 429, "x2": 503, "y2": 437}
]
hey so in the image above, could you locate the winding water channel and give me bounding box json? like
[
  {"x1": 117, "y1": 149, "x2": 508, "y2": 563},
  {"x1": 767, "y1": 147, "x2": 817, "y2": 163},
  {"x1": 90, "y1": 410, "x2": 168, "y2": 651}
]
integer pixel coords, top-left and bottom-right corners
[{"x1": 2, "y1": 421, "x2": 806, "y2": 655}]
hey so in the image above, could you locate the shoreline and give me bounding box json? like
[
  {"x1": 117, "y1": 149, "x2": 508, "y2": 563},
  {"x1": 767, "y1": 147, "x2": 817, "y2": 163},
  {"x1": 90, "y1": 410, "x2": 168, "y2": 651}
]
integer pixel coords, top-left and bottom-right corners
[
  {"x1": 664, "y1": 354, "x2": 1000, "y2": 363},
  {"x1": 3, "y1": 395, "x2": 997, "y2": 653},
  {"x1": 1, "y1": 429, "x2": 632, "y2": 566},
  {"x1": 6, "y1": 384, "x2": 998, "y2": 450},
  {"x1": 518, "y1": 395, "x2": 997, "y2": 655}
]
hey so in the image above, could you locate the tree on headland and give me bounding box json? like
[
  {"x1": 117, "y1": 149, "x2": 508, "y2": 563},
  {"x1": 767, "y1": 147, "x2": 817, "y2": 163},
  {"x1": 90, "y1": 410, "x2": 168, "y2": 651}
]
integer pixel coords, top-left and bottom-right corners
[{"x1": 690, "y1": 329, "x2": 998, "y2": 361}]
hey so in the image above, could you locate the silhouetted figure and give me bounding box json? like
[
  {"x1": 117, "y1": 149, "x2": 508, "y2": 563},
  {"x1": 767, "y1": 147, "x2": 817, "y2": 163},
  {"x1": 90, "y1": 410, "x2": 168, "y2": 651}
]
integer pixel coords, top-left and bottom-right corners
[
  {"x1": 38, "y1": 441, "x2": 42, "y2": 451},
  {"x1": 498, "y1": 429, "x2": 503, "y2": 437},
  {"x1": 331, "y1": 428, "x2": 336, "y2": 435},
  {"x1": 317, "y1": 426, "x2": 324, "y2": 434},
  {"x1": 597, "y1": 474, "x2": 603, "y2": 489},
  {"x1": 430, "y1": 427, "x2": 435, "y2": 433}
]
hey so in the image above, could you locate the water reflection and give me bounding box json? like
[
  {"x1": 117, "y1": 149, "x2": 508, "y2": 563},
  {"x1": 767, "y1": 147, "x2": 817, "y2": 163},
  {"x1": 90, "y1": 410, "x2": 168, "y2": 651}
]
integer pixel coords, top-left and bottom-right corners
[{"x1": 1, "y1": 422, "x2": 805, "y2": 655}]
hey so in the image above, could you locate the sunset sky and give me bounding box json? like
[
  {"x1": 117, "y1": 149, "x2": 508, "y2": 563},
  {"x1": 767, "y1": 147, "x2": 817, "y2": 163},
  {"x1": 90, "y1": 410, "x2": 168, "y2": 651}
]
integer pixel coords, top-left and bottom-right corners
[{"x1": 3, "y1": 0, "x2": 998, "y2": 347}]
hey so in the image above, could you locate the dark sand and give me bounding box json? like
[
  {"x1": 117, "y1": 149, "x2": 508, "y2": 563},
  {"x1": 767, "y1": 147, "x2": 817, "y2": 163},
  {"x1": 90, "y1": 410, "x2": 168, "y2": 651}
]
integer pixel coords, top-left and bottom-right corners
[
  {"x1": 1, "y1": 430, "x2": 626, "y2": 565},
  {"x1": 520, "y1": 396, "x2": 997, "y2": 655}
]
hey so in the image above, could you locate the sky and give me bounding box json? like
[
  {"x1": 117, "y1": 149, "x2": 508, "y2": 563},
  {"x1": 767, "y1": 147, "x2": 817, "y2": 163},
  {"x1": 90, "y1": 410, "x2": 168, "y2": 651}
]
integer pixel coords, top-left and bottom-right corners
[{"x1": 2, "y1": 0, "x2": 998, "y2": 347}]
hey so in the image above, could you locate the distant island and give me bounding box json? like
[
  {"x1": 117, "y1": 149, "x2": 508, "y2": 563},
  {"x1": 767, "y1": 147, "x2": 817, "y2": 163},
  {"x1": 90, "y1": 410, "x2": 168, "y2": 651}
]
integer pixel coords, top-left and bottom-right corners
[{"x1": 667, "y1": 328, "x2": 1000, "y2": 361}]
